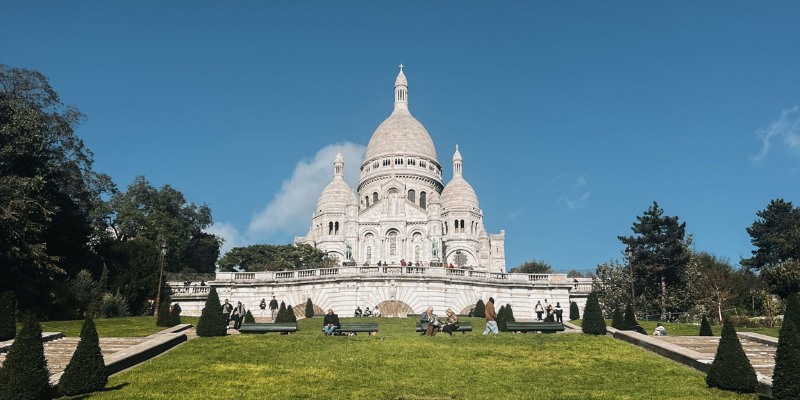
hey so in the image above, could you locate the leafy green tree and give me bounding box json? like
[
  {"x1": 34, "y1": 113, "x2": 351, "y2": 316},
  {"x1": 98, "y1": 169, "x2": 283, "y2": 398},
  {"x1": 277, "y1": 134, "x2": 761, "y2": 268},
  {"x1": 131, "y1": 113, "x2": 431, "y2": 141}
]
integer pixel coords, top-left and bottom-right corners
[
  {"x1": 509, "y1": 260, "x2": 553, "y2": 274},
  {"x1": 287, "y1": 305, "x2": 298, "y2": 323},
  {"x1": 98, "y1": 238, "x2": 160, "y2": 315},
  {"x1": 773, "y1": 293, "x2": 800, "y2": 399},
  {"x1": 156, "y1": 292, "x2": 174, "y2": 327},
  {"x1": 705, "y1": 321, "x2": 757, "y2": 393},
  {"x1": 244, "y1": 310, "x2": 255, "y2": 324},
  {"x1": 473, "y1": 299, "x2": 485, "y2": 318},
  {"x1": 582, "y1": 292, "x2": 607, "y2": 335},
  {"x1": 623, "y1": 302, "x2": 637, "y2": 330},
  {"x1": 196, "y1": 287, "x2": 226, "y2": 337},
  {"x1": 619, "y1": 201, "x2": 691, "y2": 319},
  {"x1": 170, "y1": 303, "x2": 182, "y2": 326},
  {"x1": 305, "y1": 298, "x2": 314, "y2": 318},
  {"x1": 0, "y1": 313, "x2": 50, "y2": 399},
  {"x1": 699, "y1": 315, "x2": 714, "y2": 336},
  {"x1": 58, "y1": 317, "x2": 107, "y2": 396},
  {"x1": 496, "y1": 305, "x2": 507, "y2": 331},
  {"x1": 218, "y1": 244, "x2": 326, "y2": 272},
  {"x1": 0, "y1": 291, "x2": 16, "y2": 341},
  {"x1": 611, "y1": 308, "x2": 624, "y2": 329},
  {"x1": 742, "y1": 199, "x2": 800, "y2": 298},
  {"x1": 569, "y1": 301, "x2": 580, "y2": 320},
  {"x1": 691, "y1": 253, "x2": 741, "y2": 321},
  {"x1": 593, "y1": 260, "x2": 630, "y2": 317}
]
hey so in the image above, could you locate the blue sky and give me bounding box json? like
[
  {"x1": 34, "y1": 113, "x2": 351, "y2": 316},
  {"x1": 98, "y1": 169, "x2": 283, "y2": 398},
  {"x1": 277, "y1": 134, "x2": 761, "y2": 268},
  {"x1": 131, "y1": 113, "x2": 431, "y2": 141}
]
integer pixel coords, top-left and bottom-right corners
[{"x1": 3, "y1": 2, "x2": 799, "y2": 272}]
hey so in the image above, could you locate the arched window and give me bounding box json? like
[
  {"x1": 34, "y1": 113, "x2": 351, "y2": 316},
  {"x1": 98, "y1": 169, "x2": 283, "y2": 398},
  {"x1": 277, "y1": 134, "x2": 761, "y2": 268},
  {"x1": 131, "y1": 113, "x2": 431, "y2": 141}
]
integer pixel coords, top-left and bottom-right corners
[
  {"x1": 420, "y1": 191, "x2": 427, "y2": 209},
  {"x1": 365, "y1": 196, "x2": 370, "y2": 207},
  {"x1": 408, "y1": 189, "x2": 416, "y2": 203},
  {"x1": 334, "y1": 221, "x2": 339, "y2": 235},
  {"x1": 328, "y1": 222, "x2": 333, "y2": 235},
  {"x1": 373, "y1": 192, "x2": 378, "y2": 204},
  {"x1": 444, "y1": 222, "x2": 448, "y2": 234},
  {"x1": 367, "y1": 246, "x2": 372, "y2": 262},
  {"x1": 460, "y1": 220, "x2": 465, "y2": 231},
  {"x1": 388, "y1": 230, "x2": 398, "y2": 256}
]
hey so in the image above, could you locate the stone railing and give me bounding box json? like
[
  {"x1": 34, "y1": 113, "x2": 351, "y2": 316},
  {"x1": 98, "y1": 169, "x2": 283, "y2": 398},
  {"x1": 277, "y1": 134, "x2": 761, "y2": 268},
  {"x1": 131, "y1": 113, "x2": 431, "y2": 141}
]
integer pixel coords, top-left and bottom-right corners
[
  {"x1": 168, "y1": 285, "x2": 211, "y2": 295},
  {"x1": 211, "y1": 267, "x2": 569, "y2": 286},
  {"x1": 570, "y1": 278, "x2": 594, "y2": 293}
]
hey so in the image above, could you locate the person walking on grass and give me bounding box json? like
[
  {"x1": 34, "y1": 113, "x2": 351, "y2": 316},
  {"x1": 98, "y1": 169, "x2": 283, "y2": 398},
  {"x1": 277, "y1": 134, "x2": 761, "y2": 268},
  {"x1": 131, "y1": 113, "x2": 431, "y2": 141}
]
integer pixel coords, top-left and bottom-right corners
[
  {"x1": 222, "y1": 299, "x2": 233, "y2": 329},
  {"x1": 483, "y1": 297, "x2": 498, "y2": 335}
]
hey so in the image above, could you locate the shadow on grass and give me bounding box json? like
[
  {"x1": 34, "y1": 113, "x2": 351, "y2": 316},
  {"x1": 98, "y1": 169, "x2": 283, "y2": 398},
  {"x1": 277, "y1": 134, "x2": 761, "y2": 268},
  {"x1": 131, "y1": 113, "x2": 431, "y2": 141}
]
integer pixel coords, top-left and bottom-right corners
[{"x1": 56, "y1": 383, "x2": 130, "y2": 399}]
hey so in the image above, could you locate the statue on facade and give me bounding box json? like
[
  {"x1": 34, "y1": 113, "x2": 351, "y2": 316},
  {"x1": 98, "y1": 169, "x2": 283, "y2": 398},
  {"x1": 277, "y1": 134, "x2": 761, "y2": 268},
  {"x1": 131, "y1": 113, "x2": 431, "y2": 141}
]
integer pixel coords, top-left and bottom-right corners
[
  {"x1": 432, "y1": 238, "x2": 439, "y2": 259},
  {"x1": 345, "y1": 241, "x2": 352, "y2": 261}
]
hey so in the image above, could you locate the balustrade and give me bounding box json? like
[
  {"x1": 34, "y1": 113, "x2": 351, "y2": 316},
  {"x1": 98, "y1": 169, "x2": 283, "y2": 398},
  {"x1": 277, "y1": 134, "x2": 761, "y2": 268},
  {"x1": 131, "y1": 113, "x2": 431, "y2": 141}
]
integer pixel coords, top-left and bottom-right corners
[
  {"x1": 234, "y1": 272, "x2": 255, "y2": 280},
  {"x1": 275, "y1": 271, "x2": 295, "y2": 279}
]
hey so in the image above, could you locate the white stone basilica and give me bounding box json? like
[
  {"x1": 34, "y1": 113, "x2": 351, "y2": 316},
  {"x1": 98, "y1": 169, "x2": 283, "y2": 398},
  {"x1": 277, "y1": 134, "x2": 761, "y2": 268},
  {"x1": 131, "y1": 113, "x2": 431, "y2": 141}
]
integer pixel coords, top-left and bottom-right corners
[{"x1": 295, "y1": 66, "x2": 506, "y2": 272}]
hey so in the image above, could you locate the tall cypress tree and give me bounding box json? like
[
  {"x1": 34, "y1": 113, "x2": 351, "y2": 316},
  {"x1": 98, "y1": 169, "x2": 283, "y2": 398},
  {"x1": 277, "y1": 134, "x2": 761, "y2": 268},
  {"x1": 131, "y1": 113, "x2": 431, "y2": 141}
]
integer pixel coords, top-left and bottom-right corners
[
  {"x1": 582, "y1": 292, "x2": 607, "y2": 335},
  {"x1": 623, "y1": 302, "x2": 637, "y2": 330},
  {"x1": 244, "y1": 310, "x2": 255, "y2": 324},
  {"x1": 0, "y1": 313, "x2": 50, "y2": 400},
  {"x1": 59, "y1": 317, "x2": 107, "y2": 396},
  {"x1": 275, "y1": 301, "x2": 288, "y2": 323},
  {"x1": 196, "y1": 287, "x2": 226, "y2": 337},
  {"x1": 474, "y1": 299, "x2": 485, "y2": 318},
  {"x1": 0, "y1": 291, "x2": 16, "y2": 341},
  {"x1": 505, "y1": 304, "x2": 516, "y2": 325},
  {"x1": 699, "y1": 315, "x2": 714, "y2": 336},
  {"x1": 305, "y1": 298, "x2": 314, "y2": 319},
  {"x1": 569, "y1": 301, "x2": 580, "y2": 320},
  {"x1": 287, "y1": 305, "x2": 298, "y2": 323},
  {"x1": 705, "y1": 321, "x2": 757, "y2": 393},
  {"x1": 611, "y1": 308, "x2": 624, "y2": 329},
  {"x1": 496, "y1": 305, "x2": 507, "y2": 331},
  {"x1": 773, "y1": 293, "x2": 800, "y2": 399}
]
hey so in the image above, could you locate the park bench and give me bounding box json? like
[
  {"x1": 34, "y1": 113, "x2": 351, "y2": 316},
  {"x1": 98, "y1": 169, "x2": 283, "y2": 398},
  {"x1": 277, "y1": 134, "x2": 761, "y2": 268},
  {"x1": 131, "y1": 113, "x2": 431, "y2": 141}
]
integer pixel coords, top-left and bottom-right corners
[
  {"x1": 415, "y1": 320, "x2": 473, "y2": 334},
  {"x1": 238, "y1": 322, "x2": 297, "y2": 334},
  {"x1": 334, "y1": 323, "x2": 379, "y2": 335},
  {"x1": 505, "y1": 322, "x2": 565, "y2": 333}
]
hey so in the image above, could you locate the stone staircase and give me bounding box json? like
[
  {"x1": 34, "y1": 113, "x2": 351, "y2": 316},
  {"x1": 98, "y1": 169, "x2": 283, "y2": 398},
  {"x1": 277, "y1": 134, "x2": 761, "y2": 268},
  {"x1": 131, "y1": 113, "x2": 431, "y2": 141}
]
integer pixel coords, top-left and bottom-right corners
[
  {"x1": 0, "y1": 337, "x2": 147, "y2": 377},
  {"x1": 659, "y1": 336, "x2": 777, "y2": 377}
]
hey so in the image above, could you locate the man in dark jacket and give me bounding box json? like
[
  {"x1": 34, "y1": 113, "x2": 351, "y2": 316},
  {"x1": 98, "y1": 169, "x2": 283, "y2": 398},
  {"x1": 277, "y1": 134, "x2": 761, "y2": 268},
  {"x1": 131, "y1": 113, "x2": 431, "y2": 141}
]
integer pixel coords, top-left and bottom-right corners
[
  {"x1": 323, "y1": 309, "x2": 340, "y2": 336},
  {"x1": 483, "y1": 297, "x2": 498, "y2": 335},
  {"x1": 269, "y1": 296, "x2": 279, "y2": 321}
]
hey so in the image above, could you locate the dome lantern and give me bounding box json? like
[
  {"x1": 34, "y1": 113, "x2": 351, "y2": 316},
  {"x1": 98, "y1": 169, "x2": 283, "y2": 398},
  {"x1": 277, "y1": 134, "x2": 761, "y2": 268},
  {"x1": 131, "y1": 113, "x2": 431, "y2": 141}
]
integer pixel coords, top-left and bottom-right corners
[{"x1": 394, "y1": 64, "x2": 408, "y2": 112}]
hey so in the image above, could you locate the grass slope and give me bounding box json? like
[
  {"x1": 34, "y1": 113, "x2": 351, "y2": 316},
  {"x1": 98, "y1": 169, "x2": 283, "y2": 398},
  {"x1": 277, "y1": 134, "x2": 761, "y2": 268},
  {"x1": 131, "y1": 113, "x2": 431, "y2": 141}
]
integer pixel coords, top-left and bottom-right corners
[
  {"x1": 30, "y1": 316, "x2": 199, "y2": 337},
  {"x1": 87, "y1": 317, "x2": 757, "y2": 400}
]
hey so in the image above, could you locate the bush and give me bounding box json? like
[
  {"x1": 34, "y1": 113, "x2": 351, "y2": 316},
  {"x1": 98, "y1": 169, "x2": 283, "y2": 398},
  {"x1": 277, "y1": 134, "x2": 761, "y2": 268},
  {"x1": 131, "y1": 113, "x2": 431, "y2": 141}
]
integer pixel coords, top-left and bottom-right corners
[
  {"x1": 773, "y1": 293, "x2": 800, "y2": 399},
  {"x1": 305, "y1": 298, "x2": 314, "y2": 319},
  {"x1": 611, "y1": 308, "x2": 623, "y2": 329},
  {"x1": 496, "y1": 305, "x2": 507, "y2": 331},
  {"x1": 474, "y1": 299, "x2": 485, "y2": 318},
  {"x1": 699, "y1": 315, "x2": 713, "y2": 336},
  {"x1": 623, "y1": 302, "x2": 637, "y2": 330},
  {"x1": 582, "y1": 292, "x2": 607, "y2": 335},
  {"x1": 98, "y1": 290, "x2": 130, "y2": 318},
  {"x1": 286, "y1": 305, "x2": 298, "y2": 323},
  {"x1": 0, "y1": 313, "x2": 50, "y2": 400},
  {"x1": 244, "y1": 310, "x2": 255, "y2": 324},
  {"x1": 0, "y1": 291, "x2": 17, "y2": 341},
  {"x1": 505, "y1": 303, "x2": 515, "y2": 325},
  {"x1": 59, "y1": 317, "x2": 107, "y2": 396},
  {"x1": 156, "y1": 292, "x2": 173, "y2": 327},
  {"x1": 705, "y1": 321, "x2": 757, "y2": 393},
  {"x1": 196, "y1": 287, "x2": 226, "y2": 337},
  {"x1": 570, "y1": 301, "x2": 579, "y2": 320},
  {"x1": 170, "y1": 303, "x2": 182, "y2": 326}
]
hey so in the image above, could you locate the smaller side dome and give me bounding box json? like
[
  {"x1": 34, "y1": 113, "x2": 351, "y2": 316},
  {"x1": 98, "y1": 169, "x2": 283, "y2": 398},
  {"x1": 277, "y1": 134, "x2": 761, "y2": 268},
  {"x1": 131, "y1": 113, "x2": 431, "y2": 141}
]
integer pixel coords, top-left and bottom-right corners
[
  {"x1": 317, "y1": 178, "x2": 357, "y2": 211},
  {"x1": 441, "y1": 145, "x2": 479, "y2": 211}
]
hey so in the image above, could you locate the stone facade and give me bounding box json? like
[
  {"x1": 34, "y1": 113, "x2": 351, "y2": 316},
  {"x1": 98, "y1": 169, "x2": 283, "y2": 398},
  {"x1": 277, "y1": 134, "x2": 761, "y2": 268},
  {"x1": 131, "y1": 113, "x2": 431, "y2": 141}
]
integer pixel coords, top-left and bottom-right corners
[{"x1": 295, "y1": 66, "x2": 506, "y2": 272}]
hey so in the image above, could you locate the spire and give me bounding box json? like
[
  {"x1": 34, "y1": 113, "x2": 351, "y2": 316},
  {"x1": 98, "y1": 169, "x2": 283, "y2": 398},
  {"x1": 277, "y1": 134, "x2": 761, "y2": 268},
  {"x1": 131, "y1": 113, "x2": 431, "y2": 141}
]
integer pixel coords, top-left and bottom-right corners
[
  {"x1": 334, "y1": 147, "x2": 344, "y2": 177},
  {"x1": 453, "y1": 145, "x2": 463, "y2": 176},
  {"x1": 394, "y1": 64, "x2": 408, "y2": 112}
]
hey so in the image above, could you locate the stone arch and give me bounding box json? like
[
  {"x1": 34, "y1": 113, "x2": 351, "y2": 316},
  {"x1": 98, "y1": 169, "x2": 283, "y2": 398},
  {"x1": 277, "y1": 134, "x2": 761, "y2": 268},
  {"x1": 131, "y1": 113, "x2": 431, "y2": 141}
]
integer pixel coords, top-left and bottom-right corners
[
  {"x1": 295, "y1": 304, "x2": 325, "y2": 319},
  {"x1": 376, "y1": 300, "x2": 413, "y2": 318},
  {"x1": 445, "y1": 248, "x2": 478, "y2": 267},
  {"x1": 460, "y1": 304, "x2": 476, "y2": 315}
]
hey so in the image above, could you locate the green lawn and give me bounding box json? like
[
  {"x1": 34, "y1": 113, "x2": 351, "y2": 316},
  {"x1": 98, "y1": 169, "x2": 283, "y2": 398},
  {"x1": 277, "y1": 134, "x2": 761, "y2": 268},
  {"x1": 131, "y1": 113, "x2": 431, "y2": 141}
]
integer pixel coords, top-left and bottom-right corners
[
  {"x1": 571, "y1": 319, "x2": 780, "y2": 337},
  {"x1": 84, "y1": 317, "x2": 760, "y2": 400},
  {"x1": 27, "y1": 316, "x2": 199, "y2": 337}
]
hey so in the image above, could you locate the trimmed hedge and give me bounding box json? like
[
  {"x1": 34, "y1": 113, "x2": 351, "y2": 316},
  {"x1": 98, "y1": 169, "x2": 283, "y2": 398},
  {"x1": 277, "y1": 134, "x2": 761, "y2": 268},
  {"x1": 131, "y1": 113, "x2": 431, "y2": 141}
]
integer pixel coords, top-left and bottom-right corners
[
  {"x1": 156, "y1": 292, "x2": 173, "y2": 327},
  {"x1": 196, "y1": 287, "x2": 226, "y2": 337},
  {"x1": 582, "y1": 292, "x2": 606, "y2": 335},
  {"x1": 569, "y1": 301, "x2": 579, "y2": 320},
  {"x1": 699, "y1": 315, "x2": 713, "y2": 336},
  {"x1": 59, "y1": 317, "x2": 107, "y2": 396},
  {"x1": 275, "y1": 301, "x2": 288, "y2": 323},
  {"x1": 611, "y1": 308, "x2": 623, "y2": 330},
  {"x1": 496, "y1": 305, "x2": 507, "y2": 331},
  {"x1": 705, "y1": 321, "x2": 757, "y2": 393},
  {"x1": 286, "y1": 305, "x2": 298, "y2": 323},
  {"x1": 474, "y1": 299, "x2": 485, "y2": 318},
  {"x1": 0, "y1": 313, "x2": 50, "y2": 400},
  {"x1": 244, "y1": 310, "x2": 255, "y2": 324},
  {"x1": 0, "y1": 291, "x2": 16, "y2": 341},
  {"x1": 773, "y1": 293, "x2": 800, "y2": 399},
  {"x1": 305, "y1": 298, "x2": 314, "y2": 319},
  {"x1": 623, "y1": 302, "x2": 637, "y2": 330}
]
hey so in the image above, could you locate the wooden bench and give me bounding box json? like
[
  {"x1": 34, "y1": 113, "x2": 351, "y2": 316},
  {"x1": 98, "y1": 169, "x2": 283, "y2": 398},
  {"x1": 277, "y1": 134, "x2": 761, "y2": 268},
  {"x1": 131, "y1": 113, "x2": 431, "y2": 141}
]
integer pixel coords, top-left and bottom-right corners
[
  {"x1": 415, "y1": 321, "x2": 473, "y2": 334},
  {"x1": 506, "y1": 322, "x2": 565, "y2": 333},
  {"x1": 335, "y1": 323, "x2": 379, "y2": 335},
  {"x1": 238, "y1": 322, "x2": 297, "y2": 334}
]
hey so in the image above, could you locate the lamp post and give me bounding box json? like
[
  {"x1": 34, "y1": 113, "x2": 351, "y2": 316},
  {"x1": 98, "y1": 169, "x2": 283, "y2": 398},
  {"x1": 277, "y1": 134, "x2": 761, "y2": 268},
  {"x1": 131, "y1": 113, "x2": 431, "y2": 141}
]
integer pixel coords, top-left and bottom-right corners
[
  {"x1": 626, "y1": 246, "x2": 635, "y2": 312},
  {"x1": 154, "y1": 242, "x2": 167, "y2": 317}
]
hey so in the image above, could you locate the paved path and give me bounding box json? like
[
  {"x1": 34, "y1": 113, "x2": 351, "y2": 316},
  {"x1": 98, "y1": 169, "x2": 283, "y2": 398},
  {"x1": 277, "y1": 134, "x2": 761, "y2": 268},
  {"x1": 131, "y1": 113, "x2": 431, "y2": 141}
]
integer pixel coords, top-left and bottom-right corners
[{"x1": 659, "y1": 335, "x2": 777, "y2": 378}]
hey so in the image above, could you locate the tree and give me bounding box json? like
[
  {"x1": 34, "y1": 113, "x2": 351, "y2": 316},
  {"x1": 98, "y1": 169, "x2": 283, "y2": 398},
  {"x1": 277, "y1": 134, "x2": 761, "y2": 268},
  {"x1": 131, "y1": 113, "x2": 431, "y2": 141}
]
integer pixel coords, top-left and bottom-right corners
[
  {"x1": 0, "y1": 313, "x2": 50, "y2": 400},
  {"x1": 691, "y1": 253, "x2": 741, "y2": 321},
  {"x1": 569, "y1": 301, "x2": 580, "y2": 320},
  {"x1": 593, "y1": 260, "x2": 630, "y2": 317},
  {"x1": 275, "y1": 301, "x2": 288, "y2": 323},
  {"x1": 58, "y1": 317, "x2": 107, "y2": 396},
  {"x1": 742, "y1": 199, "x2": 800, "y2": 298},
  {"x1": 773, "y1": 293, "x2": 800, "y2": 399},
  {"x1": 505, "y1": 304, "x2": 516, "y2": 326},
  {"x1": 474, "y1": 299, "x2": 485, "y2": 318},
  {"x1": 286, "y1": 305, "x2": 298, "y2": 323},
  {"x1": 0, "y1": 291, "x2": 16, "y2": 341},
  {"x1": 305, "y1": 298, "x2": 314, "y2": 319},
  {"x1": 611, "y1": 308, "x2": 624, "y2": 329},
  {"x1": 623, "y1": 302, "x2": 637, "y2": 330},
  {"x1": 196, "y1": 287, "x2": 226, "y2": 337},
  {"x1": 509, "y1": 260, "x2": 553, "y2": 274},
  {"x1": 582, "y1": 292, "x2": 607, "y2": 335},
  {"x1": 619, "y1": 201, "x2": 691, "y2": 319},
  {"x1": 244, "y1": 310, "x2": 255, "y2": 324},
  {"x1": 97, "y1": 237, "x2": 161, "y2": 315},
  {"x1": 170, "y1": 303, "x2": 181, "y2": 326},
  {"x1": 705, "y1": 321, "x2": 757, "y2": 393},
  {"x1": 156, "y1": 292, "x2": 173, "y2": 327},
  {"x1": 699, "y1": 315, "x2": 714, "y2": 336},
  {"x1": 218, "y1": 244, "x2": 326, "y2": 272},
  {"x1": 496, "y1": 305, "x2": 507, "y2": 331}
]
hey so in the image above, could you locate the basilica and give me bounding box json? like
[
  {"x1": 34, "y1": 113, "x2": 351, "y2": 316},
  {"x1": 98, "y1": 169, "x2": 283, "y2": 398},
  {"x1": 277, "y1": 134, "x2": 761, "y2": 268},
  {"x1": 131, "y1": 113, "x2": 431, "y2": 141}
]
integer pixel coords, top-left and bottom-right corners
[{"x1": 295, "y1": 67, "x2": 506, "y2": 272}]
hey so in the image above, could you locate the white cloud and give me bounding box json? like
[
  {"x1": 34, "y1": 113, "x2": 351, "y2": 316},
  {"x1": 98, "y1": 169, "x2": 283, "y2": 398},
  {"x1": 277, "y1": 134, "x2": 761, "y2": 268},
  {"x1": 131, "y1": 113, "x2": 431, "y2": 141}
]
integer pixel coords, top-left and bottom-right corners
[
  {"x1": 247, "y1": 142, "x2": 366, "y2": 236},
  {"x1": 204, "y1": 221, "x2": 245, "y2": 256},
  {"x1": 507, "y1": 207, "x2": 526, "y2": 219},
  {"x1": 751, "y1": 105, "x2": 800, "y2": 162},
  {"x1": 555, "y1": 174, "x2": 590, "y2": 210}
]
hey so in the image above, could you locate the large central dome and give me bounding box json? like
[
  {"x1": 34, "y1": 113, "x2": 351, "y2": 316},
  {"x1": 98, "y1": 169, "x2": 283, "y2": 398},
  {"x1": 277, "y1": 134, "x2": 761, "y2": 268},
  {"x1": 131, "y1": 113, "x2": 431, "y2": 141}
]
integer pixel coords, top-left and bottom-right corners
[{"x1": 363, "y1": 66, "x2": 438, "y2": 162}]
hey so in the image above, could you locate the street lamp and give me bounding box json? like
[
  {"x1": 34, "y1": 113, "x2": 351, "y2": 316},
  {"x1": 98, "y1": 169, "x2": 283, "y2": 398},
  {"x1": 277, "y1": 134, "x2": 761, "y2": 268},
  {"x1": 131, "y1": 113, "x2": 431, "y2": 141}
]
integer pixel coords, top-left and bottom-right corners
[
  {"x1": 154, "y1": 241, "x2": 167, "y2": 317},
  {"x1": 626, "y1": 245, "x2": 635, "y2": 312}
]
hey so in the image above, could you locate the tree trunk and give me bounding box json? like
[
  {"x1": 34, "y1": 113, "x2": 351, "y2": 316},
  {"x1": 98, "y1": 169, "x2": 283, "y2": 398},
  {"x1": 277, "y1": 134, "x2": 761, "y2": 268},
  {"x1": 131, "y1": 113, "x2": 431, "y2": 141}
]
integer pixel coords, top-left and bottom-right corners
[
  {"x1": 660, "y1": 272, "x2": 666, "y2": 320},
  {"x1": 717, "y1": 300, "x2": 723, "y2": 322}
]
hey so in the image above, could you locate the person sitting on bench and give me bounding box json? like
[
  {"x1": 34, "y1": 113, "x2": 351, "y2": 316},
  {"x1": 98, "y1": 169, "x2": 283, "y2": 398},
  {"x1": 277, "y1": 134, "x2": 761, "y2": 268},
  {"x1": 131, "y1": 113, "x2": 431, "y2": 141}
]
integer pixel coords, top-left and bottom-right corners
[
  {"x1": 420, "y1": 306, "x2": 440, "y2": 336},
  {"x1": 323, "y1": 309, "x2": 340, "y2": 336},
  {"x1": 441, "y1": 309, "x2": 459, "y2": 336}
]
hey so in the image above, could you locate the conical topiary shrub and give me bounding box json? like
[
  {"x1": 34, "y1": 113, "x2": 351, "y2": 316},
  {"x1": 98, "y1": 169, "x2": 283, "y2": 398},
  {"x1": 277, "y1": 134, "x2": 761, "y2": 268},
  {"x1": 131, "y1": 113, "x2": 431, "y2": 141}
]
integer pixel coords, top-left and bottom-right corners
[
  {"x1": 305, "y1": 298, "x2": 314, "y2": 319},
  {"x1": 773, "y1": 293, "x2": 800, "y2": 399},
  {"x1": 611, "y1": 308, "x2": 624, "y2": 329},
  {"x1": 286, "y1": 305, "x2": 298, "y2": 323},
  {"x1": 699, "y1": 315, "x2": 714, "y2": 336},
  {"x1": 705, "y1": 321, "x2": 757, "y2": 393},
  {"x1": 505, "y1": 304, "x2": 516, "y2": 325},
  {"x1": 570, "y1": 301, "x2": 580, "y2": 321},
  {"x1": 59, "y1": 317, "x2": 107, "y2": 396},
  {"x1": 275, "y1": 301, "x2": 288, "y2": 323},
  {"x1": 496, "y1": 305, "x2": 507, "y2": 331},
  {"x1": 623, "y1": 302, "x2": 637, "y2": 330},
  {"x1": 196, "y1": 287, "x2": 226, "y2": 337},
  {"x1": 0, "y1": 313, "x2": 50, "y2": 400},
  {"x1": 582, "y1": 292, "x2": 607, "y2": 335},
  {"x1": 170, "y1": 303, "x2": 182, "y2": 326},
  {"x1": 474, "y1": 299, "x2": 485, "y2": 318},
  {"x1": 156, "y1": 292, "x2": 173, "y2": 327},
  {"x1": 0, "y1": 291, "x2": 16, "y2": 341},
  {"x1": 244, "y1": 310, "x2": 255, "y2": 324}
]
